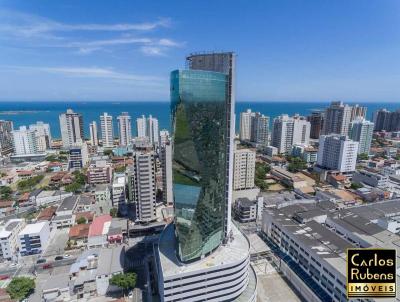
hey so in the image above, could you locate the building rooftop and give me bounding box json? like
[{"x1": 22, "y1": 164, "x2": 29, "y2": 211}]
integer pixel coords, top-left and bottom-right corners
[
  {"x1": 96, "y1": 246, "x2": 125, "y2": 276},
  {"x1": 158, "y1": 223, "x2": 249, "y2": 279},
  {"x1": 19, "y1": 221, "x2": 48, "y2": 236},
  {"x1": 56, "y1": 195, "x2": 78, "y2": 213},
  {"x1": 42, "y1": 273, "x2": 70, "y2": 291},
  {"x1": 88, "y1": 214, "x2": 112, "y2": 237},
  {"x1": 69, "y1": 224, "x2": 90, "y2": 239}
]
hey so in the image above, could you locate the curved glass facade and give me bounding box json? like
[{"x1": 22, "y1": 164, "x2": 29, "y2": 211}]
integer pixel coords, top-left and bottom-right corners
[{"x1": 171, "y1": 69, "x2": 229, "y2": 262}]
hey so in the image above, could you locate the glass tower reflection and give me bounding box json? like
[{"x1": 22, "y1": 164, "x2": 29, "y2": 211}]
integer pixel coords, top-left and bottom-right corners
[{"x1": 171, "y1": 53, "x2": 235, "y2": 262}]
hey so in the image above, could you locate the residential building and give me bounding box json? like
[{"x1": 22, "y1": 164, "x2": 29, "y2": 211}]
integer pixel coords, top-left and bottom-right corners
[
  {"x1": 112, "y1": 173, "x2": 126, "y2": 210},
  {"x1": 317, "y1": 135, "x2": 358, "y2": 173},
  {"x1": 0, "y1": 120, "x2": 13, "y2": 156},
  {"x1": 271, "y1": 114, "x2": 310, "y2": 154},
  {"x1": 59, "y1": 109, "x2": 84, "y2": 148},
  {"x1": 0, "y1": 219, "x2": 25, "y2": 261},
  {"x1": 87, "y1": 160, "x2": 113, "y2": 184},
  {"x1": 292, "y1": 144, "x2": 318, "y2": 164},
  {"x1": 350, "y1": 104, "x2": 367, "y2": 121},
  {"x1": 100, "y1": 113, "x2": 114, "y2": 148},
  {"x1": 29, "y1": 121, "x2": 52, "y2": 151},
  {"x1": 136, "y1": 115, "x2": 146, "y2": 138},
  {"x1": 18, "y1": 221, "x2": 51, "y2": 256},
  {"x1": 265, "y1": 145, "x2": 278, "y2": 157},
  {"x1": 147, "y1": 115, "x2": 159, "y2": 145},
  {"x1": 374, "y1": 108, "x2": 400, "y2": 132},
  {"x1": 89, "y1": 121, "x2": 99, "y2": 146},
  {"x1": 234, "y1": 198, "x2": 257, "y2": 222},
  {"x1": 53, "y1": 195, "x2": 79, "y2": 228},
  {"x1": 87, "y1": 215, "x2": 112, "y2": 248},
  {"x1": 161, "y1": 142, "x2": 173, "y2": 205},
  {"x1": 307, "y1": 110, "x2": 324, "y2": 139},
  {"x1": 239, "y1": 109, "x2": 254, "y2": 141},
  {"x1": 159, "y1": 129, "x2": 170, "y2": 147},
  {"x1": 349, "y1": 118, "x2": 374, "y2": 155},
  {"x1": 322, "y1": 101, "x2": 352, "y2": 135},
  {"x1": 117, "y1": 112, "x2": 132, "y2": 146},
  {"x1": 12, "y1": 126, "x2": 38, "y2": 155},
  {"x1": 353, "y1": 170, "x2": 389, "y2": 188},
  {"x1": 94, "y1": 184, "x2": 112, "y2": 212},
  {"x1": 128, "y1": 152, "x2": 157, "y2": 222},
  {"x1": 251, "y1": 112, "x2": 269, "y2": 145},
  {"x1": 156, "y1": 52, "x2": 256, "y2": 302},
  {"x1": 233, "y1": 148, "x2": 255, "y2": 190},
  {"x1": 33, "y1": 190, "x2": 73, "y2": 206},
  {"x1": 68, "y1": 143, "x2": 89, "y2": 171}
]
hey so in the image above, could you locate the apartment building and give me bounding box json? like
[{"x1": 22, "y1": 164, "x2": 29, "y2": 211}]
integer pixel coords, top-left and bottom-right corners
[
  {"x1": 0, "y1": 219, "x2": 25, "y2": 261},
  {"x1": 233, "y1": 148, "x2": 256, "y2": 190},
  {"x1": 18, "y1": 221, "x2": 51, "y2": 256}
]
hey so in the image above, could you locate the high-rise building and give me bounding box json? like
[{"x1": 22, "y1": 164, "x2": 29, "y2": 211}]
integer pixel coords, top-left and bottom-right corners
[
  {"x1": 156, "y1": 53, "x2": 256, "y2": 302},
  {"x1": 59, "y1": 109, "x2": 84, "y2": 148},
  {"x1": 117, "y1": 112, "x2": 132, "y2": 146},
  {"x1": 147, "y1": 115, "x2": 159, "y2": 145},
  {"x1": 100, "y1": 113, "x2": 114, "y2": 148},
  {"x1": 89, "y1": 121, "x2": 99, "y2": 146},
  {"x1": 322, "y1": 101, "x2": 352, "y2": 135},
  {"x1": 0, "y1": 120, "x2": 14, "y2": 156},
  {"x1": 350, "y1": 104, "x2": 367, "y2": 121},
  {"x1": 349, "y1": 118, "x2": 374, "y2": 155},
  {"x1": 373, "y1": 109, "x2": 400, "y2": 132},
  {"x1": 127, "y1": 152, "x2": 157, "y2": 222},
  {"x1": 251, "y1": 112, "x2": 269, "y2": 145},
  {"x1": 233, "y1": 148, "x2": 256, "y2": 190},
  {"x1": 317, "y1": 135, "x2": 358, "y2": 172},
  {"x1": 271, "y1": 114, "x2": 311, "y2": 154},
  {"x1": 136, "y1": 115, "x2": 146, "y2": 138},
  {"x1": 159, "y1": 129, "x2": 170, "y2": 147},
  {"x1": 29, "y1": 121, "x2": 51, "y2": 152},
  {"x1": 308, "y1": 111, "x2": 324, "y2": 139},
  {"x1": 160, "y1": 141, "x2": 173, "y2": 205},
  {"x1": 68, "y1": 143, "x2": 89, "y2": 171},
  {"x1": 239, "y1": 109, "x2": 254, "y2": 141},
  {"x1": 12, "y1": 126, "x2": 38, "y2": 155},
  {"x1": 112, "y1": 173, "x2": 126, "y2": 211}
]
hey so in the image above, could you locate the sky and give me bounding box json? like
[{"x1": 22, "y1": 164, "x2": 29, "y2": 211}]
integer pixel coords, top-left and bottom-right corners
[{"x1": 0, "y1": 0, "x2": 400, "y2": 102}]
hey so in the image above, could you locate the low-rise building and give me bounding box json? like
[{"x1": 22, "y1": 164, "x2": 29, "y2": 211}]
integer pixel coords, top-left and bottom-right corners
[
  {"x1": 352, "y1": 169, "x2": 389, "y2": 188},
  {"x1": 32, "y1": 189, "x2": 73, "y2": 206},
  {"x1": 271, "y1": 167, "x2": 308, "y2": 189},
  {"x1": 0, "y1": 219, "x2": 25, "y2": 261},
  {"x1": 69, "y1": 224, "x2": 90, "y2": 247},
  {"x1": 87, "y1": 160, "x2": 113, "y2": 185},
  {"x1": 88, "y1": 215, "x2": 112, "y2": 248},
  {"x1": 112, "y1": 173, "x2": 126, "y2": 212},
  {"x1": 18, "y1": 221, "x2": 51, "y2": 256},
  {"x1": 53, "y1": 195, "x2": 79, "y2": 229},
  {"x1": 234, "y1": 198, "x2": 257, "y2": 222}
]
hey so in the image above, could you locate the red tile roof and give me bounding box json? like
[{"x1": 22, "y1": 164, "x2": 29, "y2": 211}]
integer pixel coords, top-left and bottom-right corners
[
  {"x1": 69, "y1": 224, "x2": 90, "y2": 239},
  {"x1": 88, "y1": 214, "x2": 112, "y2": 237}
]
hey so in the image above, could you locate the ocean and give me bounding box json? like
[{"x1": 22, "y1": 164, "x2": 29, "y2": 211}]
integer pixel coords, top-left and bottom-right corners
[{"x1": 0, "y1": 101, "x2": 398, "y2": 139}]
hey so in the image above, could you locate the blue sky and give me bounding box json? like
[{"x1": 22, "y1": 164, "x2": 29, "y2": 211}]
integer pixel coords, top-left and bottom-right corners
[{"x1": 0, "y1": 0, "x2": 400, "y2": 102}]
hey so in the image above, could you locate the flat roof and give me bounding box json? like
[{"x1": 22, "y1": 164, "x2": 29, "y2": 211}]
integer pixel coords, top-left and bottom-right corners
[
  {"x1": 96, "y1": 246, "x2": 124, "y2": 276},
  {"x1": 56, "y1": 195, "x2": 78, "y2": 212},
  {"x1": 19, "y1": 221, "x2": 48, "y2": 236},
  {"x1": 158, "y1": 223, "x2": 249, "y2": 279}
]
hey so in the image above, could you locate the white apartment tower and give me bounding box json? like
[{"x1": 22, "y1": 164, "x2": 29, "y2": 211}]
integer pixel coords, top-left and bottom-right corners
[
  {"x1": 159, "y1": 130, "x2": 170, "y2": 147},
  {"x1": 349, "y1": 118, "x2": 374, "y2": 155},
  {"x1": 136, "y1": 115, "x2": 146, "y2": 138},
  {"x1": 100, "y1": 112, "x2": 114, "y2": 148},
  {"x1": 239, "y1": 109, "x2": 254, "y2": 141},
  {"x1": 323, "y1": 101, "x2": 353, "y2": 135},
  {"x1": 147, "y1": 115, "x2": 159, "y2": 145},
  {"x1": 12, "y1": 126, "x2": 38, "y2": 155},
  {"x1": 271, "y1": 114, "x2": 310, "y2": 154},
  {"x1": 233, "y1": 148, "x2": 256, "y2": 190},
  {"x1": 29, "y1": 121, "x2": 51, "y2": 152},
  {"x1": 317, "y1": 135, "x2": 359, "y2": 172},
  {"x1": 89, "y1": 121, "x2": 99, "y2": 146},
  {"x1": 251, "y1": 112, "x2": 269, "y2": 145},
  {"x1": 118, "y1": 112, "x2": 132, "y2": 146},
  {"x1": 161, "y1": 142, "x2": 173, "y2": 205},
  {"x1": 128, "y1": 152, "x2": 157, "y2": 222},
  {"x1": 59, "y1": 109, "x2": 84, "y2": 148}
]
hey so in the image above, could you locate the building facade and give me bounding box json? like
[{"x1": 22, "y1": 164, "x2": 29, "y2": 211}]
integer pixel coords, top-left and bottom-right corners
[
  {"x1": 323, "y1": 101, "x2": 352, "y2": 135},
  {"x1": 147, "y1": 115, "x2": 159, "y2": 145},
  {"x1": 18, "y1": 221, "x2": 51, "y2": 256},
  {"x1": 161, "y1": 142, "x2": 173, "y2": 205},
  {"x1": 0, "y1": 120, "x2": 13, "y2": 156},
  {"x1": 117, "y1": 112, "x2": 132, "y2": 146},
  {"x1": 12, "y1": 126, "x2": 39, "y2": 155},
  {"x1": 317, "y1": 135, "x2": 358, "y2": 173},
  {"x1": 307, "y1": 111, "x2": 324, "y2": 139},
  {"x1": 89, "y1": 121, "x2": 99, "y2": 147},
  {"x1": 349, "y1": 118, "x2": 374, "y2": 155},
  {"x1": 59, "y1": 109, "x2": 84, "y2": 148},
  {"x1": 233, "y1": 148, "x2": 256, "y2": 190},
  {"x1": 100, "y1": 113, "x2": 114, "y2": 148},
  {"x1": 29, "y1": 121, "x2": 52, "y2": 151}
]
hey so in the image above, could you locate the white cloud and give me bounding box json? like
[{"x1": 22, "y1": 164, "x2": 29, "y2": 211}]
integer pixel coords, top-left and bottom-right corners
[{"x1": 140, "y1": 46, "x2": 166, "y2": 56}]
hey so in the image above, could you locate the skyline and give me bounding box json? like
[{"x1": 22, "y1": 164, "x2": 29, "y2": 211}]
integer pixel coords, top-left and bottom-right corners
[{"x1": 0, "y1": 1, "x2": 400, "y2": 102}]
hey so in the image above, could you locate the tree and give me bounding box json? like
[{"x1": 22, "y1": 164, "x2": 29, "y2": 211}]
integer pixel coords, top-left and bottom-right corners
[
  {"x1": 0, "y1": 186, "x2": 12, "y2": 200},
  {"x1": 6, "y1": 277, "x2": 35, "y2": 301},
  {"x1": 114, "y1": 165, "x2": 126, "y2": 173},
  {"x1": 110, "y1": 207, "x2": 118, "y2": 218},
  {"x1": 287, "y1": 157, "x2": 307, "y2": 173},
  {"x1": 76, "y1": 217, "x2": 87, "y2": 224},
  {"x1": 109, "y1": 272, "x2": 137, "y2": 296},
  {"x1": 357, "y1": 153, "x2": 369, "y2": 161},
  {"x1": 65, "y1": 182, "x2": 81, "y2": 193},
  {"x1": 17, "y1": 175, "x2": 44, "y2": 192},
  {"x1": 255, "y1": 162, "x2": 270, "y2": 191},
  {"x1": 350, "y1": 182, "x2": 363, "y2": 190},
  {"x1": 104, "y1": 149, "x2": 113, "y2": 156}
]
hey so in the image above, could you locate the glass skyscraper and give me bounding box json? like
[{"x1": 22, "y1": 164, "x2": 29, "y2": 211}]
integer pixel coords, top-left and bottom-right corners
[{"x1": 171, "y1": 53, "x2": 235, "y2": 262}]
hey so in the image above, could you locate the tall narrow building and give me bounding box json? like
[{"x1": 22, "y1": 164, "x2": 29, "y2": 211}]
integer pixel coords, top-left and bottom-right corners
[
  {"x1": 0, "y1": 120, "x2": 13, "y2": 156},
  {"x1": 349, "y1": 118, "x2": 374, "y2": 155},
  {"x1": 136, "y1": 115, "x2": 146, "y2": 137},
  {"x1": 233, "y1": 148, "x2": 256, "y2": 190},
  {"x1": 117, "y1": 112, "x2": 132, "y2": 146},
  {"x1": 89, "y1": 121, "x2": 99, "y2": 146},
  {"x1": 350, "y1": 104, "x2": 367, "y2": 121},
  {"x1": 308, "y1": 110, "x2": 324, "y2": 139},
  {"x1": 29, "y1": 121, "x2": 51, "y2": 152},
  {"x1": 100, "y1": 112, "x2": 114, "y2": 148},
  {"x1": 12, "y1": 126, "x2": 38, "y2": 155},
  {"x1": 251, "y1": 112, "x2": 269, "y2": 145},
  {"x1": 322, "y1": 101, "x2": 352, "y2": 135},
  {"x1": 239, "y1": 109, "x2": 255, "y2": 141},
  {"x1": 160, "y1": 141, "x2": 173, "y2": 205},
  {"x1": 147, "y1": 115, "x2": 159, "y2": 145},
  {"x1": 156, "y1": 52, "x2": 256, "y2": 302},
  {"x1": 59, "y1": 109, "x2": 84, "y2": 148}
]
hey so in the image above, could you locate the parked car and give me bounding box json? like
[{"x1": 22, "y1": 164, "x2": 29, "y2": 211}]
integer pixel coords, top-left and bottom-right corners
[
  {"x1": 54, "y1": 256, "x2": 63, "y2": 261},
  {"x1": 36, "y1": 258, "x2": 46, "y2": 264},
  {"x1": 42, "y1": 264, "x2": 52, "y2": 269}
]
